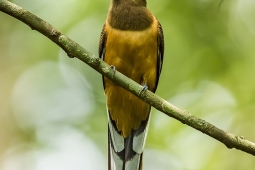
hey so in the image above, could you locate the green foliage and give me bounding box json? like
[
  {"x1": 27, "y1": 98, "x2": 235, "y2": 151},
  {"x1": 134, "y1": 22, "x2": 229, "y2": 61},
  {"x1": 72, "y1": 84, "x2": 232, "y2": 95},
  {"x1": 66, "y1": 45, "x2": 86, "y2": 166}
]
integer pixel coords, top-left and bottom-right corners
[{"x1": 1, "y1": 0, "x2": 255, "y2": 169}]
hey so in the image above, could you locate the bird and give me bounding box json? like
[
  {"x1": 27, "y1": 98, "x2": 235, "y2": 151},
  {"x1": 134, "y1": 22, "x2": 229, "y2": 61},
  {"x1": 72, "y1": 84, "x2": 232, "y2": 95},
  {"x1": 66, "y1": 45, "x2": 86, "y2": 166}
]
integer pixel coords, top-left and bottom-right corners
[{"x1": 99, "y1": 0, "x2": 164, "y2": 169}]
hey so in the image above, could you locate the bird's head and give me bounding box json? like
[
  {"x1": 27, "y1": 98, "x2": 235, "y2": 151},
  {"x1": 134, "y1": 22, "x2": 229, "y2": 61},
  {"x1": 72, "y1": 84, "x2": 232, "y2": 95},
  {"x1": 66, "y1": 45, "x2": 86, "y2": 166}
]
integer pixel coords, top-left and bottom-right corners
[{"x1": 112, "y1": 0, "x2": 147, "y2": 7}]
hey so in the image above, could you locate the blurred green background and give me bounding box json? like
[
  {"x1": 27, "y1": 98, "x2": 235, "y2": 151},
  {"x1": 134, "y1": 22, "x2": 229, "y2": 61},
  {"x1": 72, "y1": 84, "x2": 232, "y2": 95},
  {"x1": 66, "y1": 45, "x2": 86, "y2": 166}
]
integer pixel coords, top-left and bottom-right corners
[{"x1": 1, "y1": 0, "x2": 255, "y2": 169}]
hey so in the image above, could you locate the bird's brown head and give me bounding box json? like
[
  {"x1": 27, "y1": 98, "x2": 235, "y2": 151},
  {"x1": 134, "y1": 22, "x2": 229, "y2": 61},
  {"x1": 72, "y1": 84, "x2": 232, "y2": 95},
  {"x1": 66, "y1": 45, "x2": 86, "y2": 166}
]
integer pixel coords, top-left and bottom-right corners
[
  {"x1": 108, "y1": 0, "x2": 153, "y2": 31},
  {"x1": 111, "y1": 0, "x2": 147, "y2": 7}
]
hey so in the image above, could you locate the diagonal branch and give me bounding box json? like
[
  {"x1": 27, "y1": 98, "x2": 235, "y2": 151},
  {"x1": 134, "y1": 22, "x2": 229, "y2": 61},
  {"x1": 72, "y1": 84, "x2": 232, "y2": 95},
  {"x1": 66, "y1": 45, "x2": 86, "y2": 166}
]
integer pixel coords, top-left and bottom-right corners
[{"x1": 1, "y1": 0, "x2": 255, "y2": 156}]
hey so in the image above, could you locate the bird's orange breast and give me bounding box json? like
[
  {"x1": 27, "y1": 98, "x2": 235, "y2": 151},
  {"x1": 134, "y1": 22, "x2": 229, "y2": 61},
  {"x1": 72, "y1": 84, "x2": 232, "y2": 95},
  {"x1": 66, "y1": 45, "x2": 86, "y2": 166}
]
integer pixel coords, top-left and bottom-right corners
[{"x1": 104, "y1": 18, "x2": 158, "y2": 138}]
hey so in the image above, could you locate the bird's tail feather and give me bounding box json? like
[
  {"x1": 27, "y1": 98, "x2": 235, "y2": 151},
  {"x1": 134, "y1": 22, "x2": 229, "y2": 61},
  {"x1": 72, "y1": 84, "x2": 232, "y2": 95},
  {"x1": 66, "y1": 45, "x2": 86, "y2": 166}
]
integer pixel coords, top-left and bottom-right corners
[{"x1": 108, "y1": 111, "x2": 150, "y2": 170}]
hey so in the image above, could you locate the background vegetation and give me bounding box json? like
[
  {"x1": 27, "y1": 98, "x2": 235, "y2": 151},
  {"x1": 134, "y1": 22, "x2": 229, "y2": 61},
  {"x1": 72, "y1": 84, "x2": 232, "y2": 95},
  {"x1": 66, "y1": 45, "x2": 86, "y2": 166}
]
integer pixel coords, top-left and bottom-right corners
[{"x1": 1, "y1": 0, "x2": 255, "y2": 169}]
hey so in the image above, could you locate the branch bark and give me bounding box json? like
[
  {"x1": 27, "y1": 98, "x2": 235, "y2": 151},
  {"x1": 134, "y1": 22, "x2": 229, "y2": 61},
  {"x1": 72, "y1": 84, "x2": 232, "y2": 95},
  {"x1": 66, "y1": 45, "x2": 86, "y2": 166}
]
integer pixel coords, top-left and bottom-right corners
[{"x1": 1, "y1": 0, "x2": 255, "y2": 156}]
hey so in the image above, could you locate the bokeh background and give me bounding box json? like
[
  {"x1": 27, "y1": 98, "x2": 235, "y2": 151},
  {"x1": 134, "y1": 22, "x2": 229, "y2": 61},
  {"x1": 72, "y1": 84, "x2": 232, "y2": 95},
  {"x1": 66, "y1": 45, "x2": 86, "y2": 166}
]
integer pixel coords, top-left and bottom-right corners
[{"x1": 1, "y1": 0, "x2": 255, "y2": 169}]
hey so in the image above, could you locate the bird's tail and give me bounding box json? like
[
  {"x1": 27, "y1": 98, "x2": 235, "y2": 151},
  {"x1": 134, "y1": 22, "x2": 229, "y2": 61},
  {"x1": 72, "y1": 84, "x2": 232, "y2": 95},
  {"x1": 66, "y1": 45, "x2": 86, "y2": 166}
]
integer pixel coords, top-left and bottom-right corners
[{"x1": 108, "y1": 112, "x2": 151, "y2": 170}]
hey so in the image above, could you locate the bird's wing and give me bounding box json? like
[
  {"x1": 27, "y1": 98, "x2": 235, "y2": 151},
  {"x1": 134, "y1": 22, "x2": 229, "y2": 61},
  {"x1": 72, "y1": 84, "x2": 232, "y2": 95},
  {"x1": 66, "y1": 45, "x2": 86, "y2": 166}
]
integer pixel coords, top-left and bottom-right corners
[
  {"x1": 99, "y1": 23, "x2": 107, "y2": 60},
  {"x1": 99, "y1": 23, "x2": 107, "y2": 89},
  {"x1": 155, "y1": 20, "x2": 164, "y2": 91}
]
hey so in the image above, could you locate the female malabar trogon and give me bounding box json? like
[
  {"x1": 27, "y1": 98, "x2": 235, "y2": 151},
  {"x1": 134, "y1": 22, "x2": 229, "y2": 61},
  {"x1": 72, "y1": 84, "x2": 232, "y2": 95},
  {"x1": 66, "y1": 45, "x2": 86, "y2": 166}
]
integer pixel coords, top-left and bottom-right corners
[{"x1": 99, "y1": 0, "x2": 164, "y2": 169}]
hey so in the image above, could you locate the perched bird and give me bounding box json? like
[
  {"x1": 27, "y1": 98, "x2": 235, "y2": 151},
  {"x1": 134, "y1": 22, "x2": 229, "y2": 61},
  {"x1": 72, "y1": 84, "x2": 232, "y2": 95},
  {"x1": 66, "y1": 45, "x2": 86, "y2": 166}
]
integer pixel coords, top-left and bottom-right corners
[{"x1": 99, "y1": 0, "x2": 164, "y2": 169}]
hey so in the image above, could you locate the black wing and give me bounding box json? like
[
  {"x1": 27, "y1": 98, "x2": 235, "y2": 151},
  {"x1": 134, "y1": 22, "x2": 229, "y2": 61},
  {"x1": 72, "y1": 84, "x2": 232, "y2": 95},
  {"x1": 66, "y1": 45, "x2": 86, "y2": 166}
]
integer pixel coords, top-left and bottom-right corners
[
  {"x1": 99, "y1": 23, "x2": 107, "y2": 89},
  {"x1": 154, "y1": 20, "x2": 164, "y2": 91}
]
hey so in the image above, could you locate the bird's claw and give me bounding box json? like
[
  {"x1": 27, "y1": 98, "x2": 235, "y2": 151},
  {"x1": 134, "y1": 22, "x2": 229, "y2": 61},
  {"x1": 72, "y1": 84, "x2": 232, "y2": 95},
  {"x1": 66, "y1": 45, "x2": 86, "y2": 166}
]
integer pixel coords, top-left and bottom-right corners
[
  {"x1": 139, "y1": 85, "x2": 148, "y2": 95},
  {"x1": 110, "y1": 65, "x2": 116, "y2": 74}
]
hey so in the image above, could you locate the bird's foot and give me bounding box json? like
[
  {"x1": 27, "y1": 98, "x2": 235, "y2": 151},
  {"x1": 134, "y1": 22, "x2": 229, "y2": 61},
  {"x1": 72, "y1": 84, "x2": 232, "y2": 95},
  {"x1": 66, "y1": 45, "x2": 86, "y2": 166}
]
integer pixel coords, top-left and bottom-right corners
[
  {"x1": 110, "y1": 65, "x2": 116, "y2": 74},
  {"x1": 139, "y1": 85, "x2": 148, "y2": 95}
]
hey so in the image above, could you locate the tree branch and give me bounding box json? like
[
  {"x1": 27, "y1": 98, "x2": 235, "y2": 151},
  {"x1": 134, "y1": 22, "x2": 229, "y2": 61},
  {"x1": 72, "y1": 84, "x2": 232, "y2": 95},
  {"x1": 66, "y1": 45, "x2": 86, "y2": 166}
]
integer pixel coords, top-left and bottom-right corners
[{"x1": 1, "y1": 0, "x2": 255, "y2": 156}]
